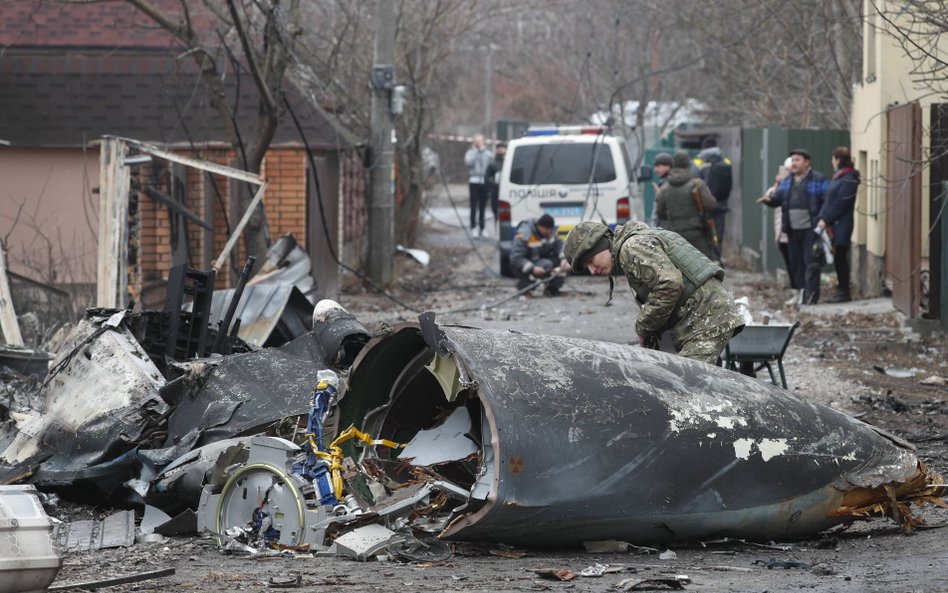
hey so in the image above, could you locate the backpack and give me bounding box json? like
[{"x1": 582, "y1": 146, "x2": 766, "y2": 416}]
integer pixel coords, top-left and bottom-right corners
[{"x1": 701, "y1": 161, "x2": 733, "y2": 204}]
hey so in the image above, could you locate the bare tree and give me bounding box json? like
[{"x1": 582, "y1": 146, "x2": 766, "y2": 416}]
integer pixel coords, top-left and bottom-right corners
[
  {"x1": 295, "y1": 0, "x2": 490, "y2": 246},
  {"x1": 869, "y1": 0, "x2": 948, "y2": 95},
  {"x1": 115, "y1": 0, "x2": 303, "y2": 272}
]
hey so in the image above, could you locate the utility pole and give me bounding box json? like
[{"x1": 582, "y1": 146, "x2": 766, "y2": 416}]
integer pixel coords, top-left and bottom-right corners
[
  {"x1": 367, "y1": 0, "x2": 395, "y2": 285},
  {"x1": 484, "y1": 44, "x2": 493, "y2": 134}
]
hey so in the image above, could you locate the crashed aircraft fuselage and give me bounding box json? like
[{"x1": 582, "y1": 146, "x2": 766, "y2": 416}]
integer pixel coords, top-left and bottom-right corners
[{"x1": 342, "y1": 319, "x2": 942, "y2": 546}]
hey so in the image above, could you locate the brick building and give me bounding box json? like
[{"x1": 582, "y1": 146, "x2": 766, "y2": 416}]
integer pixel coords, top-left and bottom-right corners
[{"x1": 0, "y1": 0, "x2": 367, "y2": 310}]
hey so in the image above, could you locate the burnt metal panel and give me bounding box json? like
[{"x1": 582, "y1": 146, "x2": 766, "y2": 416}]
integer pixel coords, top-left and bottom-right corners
[
  {"x1": 161, "y1": 332, "x2": 326, "y2": 454},
  {"x1": 885, "y1": 102, "x2": 923, "y2": 318},
  {"x1": 346, "y1": 322, "x2": 933, "y2": 546}
]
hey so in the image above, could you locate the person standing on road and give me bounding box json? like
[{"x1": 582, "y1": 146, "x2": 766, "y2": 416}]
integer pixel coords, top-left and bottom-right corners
[
  {"x1": 485, "y1": 142, "x2": 506, "y2": 224},
  {"x1": 693, "y1": 138, "x2": 733, "y2": 258},
  {"x1": 655, "y1": 151, "x2": 717, "y2": 259},
  {"x1": 817, "y1": 147, "x2": 860, "y2": 303},
  {"x1": 563, "y1": 220, "x2": 744, "y2": 364},
  {"x1": 650, "y1": 152, "x2": 673, "y2": 227},
  {"x1": 765, "y1": 158, "x2": 798, "y2": 296},
  {"x1": 465, "y1": 134, "x2": 493, "y2": 238},
  {"x1": 510, "y1": 214, "x2": 569, "y2": 296},
  {"x1": 757, "y1": 149, "x2": 828, "y2": 305}
]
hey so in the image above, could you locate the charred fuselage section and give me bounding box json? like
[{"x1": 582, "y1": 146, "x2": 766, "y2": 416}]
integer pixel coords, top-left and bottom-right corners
[{"x1": 342, "y1": 318, "x2": 945, "y2": 546}]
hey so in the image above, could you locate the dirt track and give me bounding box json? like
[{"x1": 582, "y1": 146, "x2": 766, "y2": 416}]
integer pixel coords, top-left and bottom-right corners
[{"x1": 50, "y1": 185, "x2": 948, "y2": 593}]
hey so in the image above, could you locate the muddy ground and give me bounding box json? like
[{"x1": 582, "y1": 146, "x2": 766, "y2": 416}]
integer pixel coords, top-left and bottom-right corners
[{"x1": 49, "y1": 185, "x2": 948, "y2": 592}]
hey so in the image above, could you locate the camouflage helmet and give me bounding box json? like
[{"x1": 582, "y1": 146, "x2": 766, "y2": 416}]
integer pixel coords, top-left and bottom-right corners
[{"x1": 563, "y1": 221, "x2": 612, "y2": 273}]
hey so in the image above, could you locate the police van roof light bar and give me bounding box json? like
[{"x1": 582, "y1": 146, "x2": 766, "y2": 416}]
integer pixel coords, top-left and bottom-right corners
[{"x1": 525, "y1": 125, "x2": 608, "y2": 137}]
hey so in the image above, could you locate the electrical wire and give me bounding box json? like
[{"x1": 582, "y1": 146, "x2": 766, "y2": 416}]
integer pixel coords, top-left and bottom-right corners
[
  {"x1": 283, "y1": 95, "x2": 423, "y2": 313},
  {"x1": 282, "y1": 96, "x2": 581, "y2": 316}
]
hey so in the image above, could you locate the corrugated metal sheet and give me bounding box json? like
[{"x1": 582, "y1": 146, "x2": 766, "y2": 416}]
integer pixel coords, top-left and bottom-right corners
[
  {"x1": 206, "y1": 285, "x2": 313, "y2": 349},
  {"x1": 885, "y1": 102, "x2": 922, "y2": 318}
]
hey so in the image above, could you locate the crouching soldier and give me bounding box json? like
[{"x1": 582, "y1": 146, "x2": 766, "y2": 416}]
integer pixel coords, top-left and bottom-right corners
[
  {"x1": 563, "y1": 221, "x2": 744, "y2": 364},
  {"x1": 510, "y1": 214, "x2": 570, "y2": 296}
]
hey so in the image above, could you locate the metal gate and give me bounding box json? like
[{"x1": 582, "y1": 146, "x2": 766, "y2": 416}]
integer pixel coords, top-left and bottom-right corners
[
  {"x1": 884, "y1": 102, "x2": 923, "y2": 318},
  {"x1": 930, "y1": 104, "x2": 948, "y2": 330}
]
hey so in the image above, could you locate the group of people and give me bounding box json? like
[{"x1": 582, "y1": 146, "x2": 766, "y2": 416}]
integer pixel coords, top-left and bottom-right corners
[
  {"x1": 463, "y1": 131, "x2": 860, "y2": 366},
  {"x1": 758, "y1": 147, "x2": 859, "y2": 305},
  {"x1": 464, "y1": 134, "x2": 506, "y2": 238},
  {"x1": 650, "y1": 138, "x2": 733, "y2": 261}
]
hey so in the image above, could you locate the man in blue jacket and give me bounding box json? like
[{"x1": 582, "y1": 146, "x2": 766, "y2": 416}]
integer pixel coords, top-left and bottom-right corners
[
  {"x1": 757, "y1": 149, "x2": 829, "y2": 304},
  {"x1": 510, "y1": 214, "x2": 568, "y2": 296}
]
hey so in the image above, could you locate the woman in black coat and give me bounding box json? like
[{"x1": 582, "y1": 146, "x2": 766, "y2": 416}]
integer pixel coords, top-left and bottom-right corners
[{"x1": 817, "y1": 147, "x2": 860, "y2": 303}]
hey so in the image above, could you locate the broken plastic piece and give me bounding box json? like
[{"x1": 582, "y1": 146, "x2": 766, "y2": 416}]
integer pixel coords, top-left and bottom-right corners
[
  {"x1": 425, "y1": 352, "x2": 462, "y2": 402},
  {"x1": 333, "y1": 524, "x2": 404, "y2": 561},
  {"x1": 395, "y1": 244, "x2": 430, "y2": 266}
]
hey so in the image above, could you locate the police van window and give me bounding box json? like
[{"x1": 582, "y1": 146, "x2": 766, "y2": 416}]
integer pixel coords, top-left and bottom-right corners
[{"x1": 509, "y1": 144, "x2": 616, "y2": 185}]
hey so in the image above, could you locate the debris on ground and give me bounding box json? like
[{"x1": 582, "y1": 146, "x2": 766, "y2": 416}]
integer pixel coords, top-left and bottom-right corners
[
  {"x1": 920, "y1": 375, "x2": 948, "y2": 387},
  {"x1": 757, "y1": 558, "x2": 812, "y2": 570},
  {"x1": 616, "y1": 575, "x2": 690, "y2": 591},
  {"x1": 54, "y1": 510, "x2": 135, "y2": 553},
  {"x1": 0, "y1": 278, "x2": 945, "y2": 577},
  {"x1": 47, "y1": 567, "x2": 176, "y2": 591},
  {"x1": 0, "y1": 485, "x2": 62, "y2": 592},
  {"x1": 532, "y1": 568, "x2": 577, "y2": 581},
  {"x1": 874, "y1": 366, "x2": 921, "y2": 379}
]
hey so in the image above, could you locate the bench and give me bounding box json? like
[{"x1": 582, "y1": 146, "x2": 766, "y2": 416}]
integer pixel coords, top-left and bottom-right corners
[{"x1": 723, "y1": 321, "x2": 801, "y2": 389}]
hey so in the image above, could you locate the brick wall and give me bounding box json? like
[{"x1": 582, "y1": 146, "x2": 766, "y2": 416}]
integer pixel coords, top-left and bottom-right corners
[
  {"x1": 261, "y1": 150, "x2": 308, "y2": 246},
  {"x1": 135, "y1": 146, "x2": 314, "y2": 306}
]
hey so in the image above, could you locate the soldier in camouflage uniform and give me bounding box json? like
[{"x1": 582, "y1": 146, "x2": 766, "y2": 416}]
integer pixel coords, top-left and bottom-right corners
[{"x1": 563, "y1": 220, "x2": 744, "y2": 364}]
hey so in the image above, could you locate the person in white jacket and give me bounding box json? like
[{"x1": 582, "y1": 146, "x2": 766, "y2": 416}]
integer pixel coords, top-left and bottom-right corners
[{"x1": 465, "y1": 134, "x2": 493, "y2": 237}]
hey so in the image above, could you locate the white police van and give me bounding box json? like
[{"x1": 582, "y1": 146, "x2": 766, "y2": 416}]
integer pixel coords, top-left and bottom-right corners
[{"x1": 496, "y1": 125, "x2": 641, "y2": 276}]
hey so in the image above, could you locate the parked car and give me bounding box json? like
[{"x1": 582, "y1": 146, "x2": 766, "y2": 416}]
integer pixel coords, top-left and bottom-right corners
[{"x1": 496, "y1": 126, "x2": 640, "y2": 276}]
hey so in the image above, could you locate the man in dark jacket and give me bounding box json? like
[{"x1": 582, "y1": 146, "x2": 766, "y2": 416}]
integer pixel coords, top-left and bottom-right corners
[
  {"x1": 650, "y1": 152, "x2": 673, "y2": 227},
  {"x1": 758, "y1": 149, "x2": 829, "y2": 304},
  {"x1": 509, "y1": 214, "x2": 567, "y2": 296},
  {"x1": 655, "y1": 151, "x2": 717, "y2": 259},
  {"x1": 485, "y1": 142, "x2": 506, "y2": 222},
  {"x1": 693, "y1": 138, "x2": 733, "y2": 256},
  {"x1": 818, "y1": 147, "x2": 860, "y2": 303}
]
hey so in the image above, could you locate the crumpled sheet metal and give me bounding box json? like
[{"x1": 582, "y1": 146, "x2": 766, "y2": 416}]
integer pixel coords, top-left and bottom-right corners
[
  {"x1": 0, "y1": 313, "x2": 166, "y2": 486},
  {"x1": 151, "y1": 332, "x2": 331, "y2": 467},
  {"x1": 346, "y1": 323, "x2": 943, "y2": 546}
]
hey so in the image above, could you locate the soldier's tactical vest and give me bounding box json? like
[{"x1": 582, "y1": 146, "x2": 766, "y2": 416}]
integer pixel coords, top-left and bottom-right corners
[
  {"x1": 660, "y1": 181, "x2": 704, "y2": 234},
  {"x1": 612, "y1": 227, "x2": 724, "y2": 306}
]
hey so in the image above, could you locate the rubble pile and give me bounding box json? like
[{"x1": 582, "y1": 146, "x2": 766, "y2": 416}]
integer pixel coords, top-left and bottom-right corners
[{"x1": 0, "y1": 293, "x2": 946, "y2": 589}]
